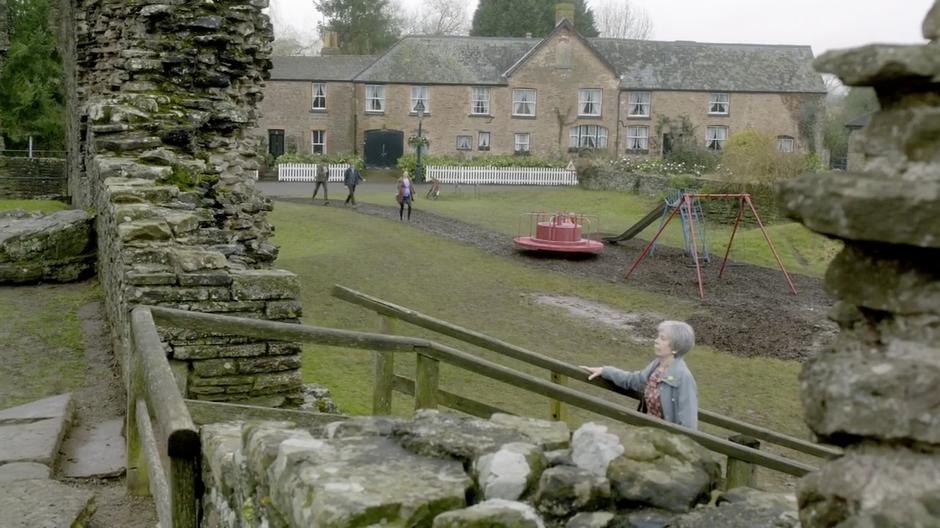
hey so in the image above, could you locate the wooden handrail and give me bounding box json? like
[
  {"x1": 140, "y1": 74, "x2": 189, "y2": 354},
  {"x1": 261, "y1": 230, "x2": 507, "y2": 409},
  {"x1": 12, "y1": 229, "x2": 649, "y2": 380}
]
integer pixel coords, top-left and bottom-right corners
[
  {"x1": 146, "y1": 304, "x2": 816, "y2": 477},
  {"x1": 331, "y1": 284, "x2": 841, "y2": 460},
  {"x1": 129, "y1": 306, "x2": 199, "y2": 528}
]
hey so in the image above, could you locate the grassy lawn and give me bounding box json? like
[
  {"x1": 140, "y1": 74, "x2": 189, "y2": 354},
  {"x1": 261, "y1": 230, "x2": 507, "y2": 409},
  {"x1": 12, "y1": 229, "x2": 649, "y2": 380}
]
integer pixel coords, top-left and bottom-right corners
[
  {"x1": 0, "y1": 199, "x2": 69, "y2": 214},
  {"x1": 270, "y1": 200, "x2": 808, "y2": 444},
  {"x1": 353, "y1": 186, "x2": 839, "y2": 277}
]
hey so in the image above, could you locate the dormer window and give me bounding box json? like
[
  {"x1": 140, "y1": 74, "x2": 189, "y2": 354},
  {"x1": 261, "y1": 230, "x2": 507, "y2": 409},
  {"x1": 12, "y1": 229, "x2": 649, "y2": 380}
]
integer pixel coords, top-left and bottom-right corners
[
  {"x1": 578, "y1": 89, "x2": 602, "y2": 117},
  {"x1": 709, "y1": 93, "x2": 730, "y2": 115}
]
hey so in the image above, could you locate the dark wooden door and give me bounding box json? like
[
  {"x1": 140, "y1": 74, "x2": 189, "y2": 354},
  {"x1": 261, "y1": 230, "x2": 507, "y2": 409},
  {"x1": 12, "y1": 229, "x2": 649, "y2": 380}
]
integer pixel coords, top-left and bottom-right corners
[
  {"x1": 268, "y1": 129, "x2": 285, "y2": 158},
  {"x1": 364, "y1": 130, "x2": 403, "y2": 167}
]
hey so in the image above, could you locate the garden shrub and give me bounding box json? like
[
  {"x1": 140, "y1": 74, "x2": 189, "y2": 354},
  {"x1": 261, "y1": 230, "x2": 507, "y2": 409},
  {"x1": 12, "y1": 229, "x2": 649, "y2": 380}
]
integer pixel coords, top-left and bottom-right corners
[{"x1": 719, "y1": 130, "x2": 809, "y2": 183}]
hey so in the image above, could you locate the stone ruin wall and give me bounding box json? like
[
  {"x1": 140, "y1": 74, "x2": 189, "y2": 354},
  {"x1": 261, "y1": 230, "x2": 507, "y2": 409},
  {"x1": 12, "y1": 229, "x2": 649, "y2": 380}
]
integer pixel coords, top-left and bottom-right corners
[
  {"x1": 781, "y1": 2, "x2": 940, "y2": 526},
  {"x1": 57, "y1": 0, "x2": 305, "y2": 407}
]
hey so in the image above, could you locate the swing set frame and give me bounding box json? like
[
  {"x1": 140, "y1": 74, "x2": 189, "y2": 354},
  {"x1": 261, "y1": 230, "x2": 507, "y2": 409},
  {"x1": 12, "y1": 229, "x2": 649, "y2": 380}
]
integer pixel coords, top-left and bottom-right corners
[{"x1": 623, "y1": 193, "x2": 798, "y2": 299}]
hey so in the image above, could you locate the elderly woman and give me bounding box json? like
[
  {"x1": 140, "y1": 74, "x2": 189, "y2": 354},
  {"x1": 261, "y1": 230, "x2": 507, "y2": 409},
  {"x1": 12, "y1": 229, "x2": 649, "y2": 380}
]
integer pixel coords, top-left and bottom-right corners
[{"x1": 581, "y1": 320, "x2": 699, "y2": 429}]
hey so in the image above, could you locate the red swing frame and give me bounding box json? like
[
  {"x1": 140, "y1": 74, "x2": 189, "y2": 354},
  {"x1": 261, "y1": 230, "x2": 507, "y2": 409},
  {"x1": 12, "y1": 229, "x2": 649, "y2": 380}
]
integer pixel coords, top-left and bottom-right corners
[{"x1": 623, "y1": 193, "x2": 798, "y2": 299}]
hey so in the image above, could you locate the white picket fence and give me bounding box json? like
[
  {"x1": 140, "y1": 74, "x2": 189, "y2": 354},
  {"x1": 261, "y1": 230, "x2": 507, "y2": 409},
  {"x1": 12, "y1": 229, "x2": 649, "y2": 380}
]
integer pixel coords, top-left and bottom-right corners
[
  {"x1": 426, "y1": 165, "x2": 578, "y2": 186},
  {"x1": 277, "y1": 163, "x2": 349, "y2": 182}
]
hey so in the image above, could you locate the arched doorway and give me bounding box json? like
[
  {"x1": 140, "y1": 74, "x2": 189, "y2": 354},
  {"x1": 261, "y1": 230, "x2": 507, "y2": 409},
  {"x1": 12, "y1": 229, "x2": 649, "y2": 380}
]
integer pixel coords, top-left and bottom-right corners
[{"x1": 364, "y1": 129, "x2": 404, "y2": 168}]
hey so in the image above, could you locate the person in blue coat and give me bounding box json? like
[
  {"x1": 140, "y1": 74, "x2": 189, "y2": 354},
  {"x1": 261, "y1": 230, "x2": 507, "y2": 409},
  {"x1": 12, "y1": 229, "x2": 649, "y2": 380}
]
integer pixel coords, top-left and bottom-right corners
[{"x1": 581, "y1": 320, "x2": 699, "y2": 429}]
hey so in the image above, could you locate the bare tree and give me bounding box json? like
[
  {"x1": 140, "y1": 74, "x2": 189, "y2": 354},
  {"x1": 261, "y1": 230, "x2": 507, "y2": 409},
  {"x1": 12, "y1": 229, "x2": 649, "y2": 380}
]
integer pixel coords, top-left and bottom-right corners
[
  {"x1": 401, "y1": 0, "x2": 470, "y2": 36},
  {"x1": 591, "y1": 0, "x2": 653, "y2": 40}
]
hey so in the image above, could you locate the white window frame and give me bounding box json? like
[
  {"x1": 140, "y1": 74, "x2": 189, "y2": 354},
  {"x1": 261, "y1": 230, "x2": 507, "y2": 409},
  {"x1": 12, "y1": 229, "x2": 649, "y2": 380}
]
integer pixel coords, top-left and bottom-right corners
[
  {"x1": 410, "y1": 86, "x2": 430, "y2": 114},
  {"x1": 512, "y1": 89, "x2": 537, "y2": 117},
  {"x1": 568, "y1": 125, "x2": 608, "y2": 149},
  {"x1": 456, "y1": 135, "x2": 472, "y2": 151},
  {"x1": 478, "y1": 131, "x2": 491, "y2": 151},
  {"x1": 514, "y1": 133, "x2": 530, "y2": 152},
  {"x1": 708, "y1": 93, "x2": 730, "y2": 115},
  {"x1": 365, "y1": 85, "x2": 385, "y2": 113},
  {"x1": 628, "y1": 91, "x2": 651, "y2": 117},
  {"x1": 311, "y1": 83, "x2": 326, "y2": 111},
  {"x1": 706, "y1": 126, "x2": 728, "y2": 151},
  {"x1": 626, "y1": 126, "x2": 649, "y2": 151},
  {"x1": 777, "y1": 135, "x2": 795, "y2": 153},
  {"x1": 578, "y1": 88, "x2": 602, "y2": 117},
  {"x1": 471, "y1": 87, "x2": 490, "y2": 115},
  {"x1": 311, "y1": 130, "x2": 326, "y2": 154}
]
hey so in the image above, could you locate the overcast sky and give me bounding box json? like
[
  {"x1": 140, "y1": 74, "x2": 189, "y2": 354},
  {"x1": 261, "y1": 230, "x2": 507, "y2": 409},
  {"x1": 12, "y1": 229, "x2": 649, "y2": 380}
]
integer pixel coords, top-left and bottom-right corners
[{"x1": 268, "y1": 0, "x2": 934, "y2": 57}]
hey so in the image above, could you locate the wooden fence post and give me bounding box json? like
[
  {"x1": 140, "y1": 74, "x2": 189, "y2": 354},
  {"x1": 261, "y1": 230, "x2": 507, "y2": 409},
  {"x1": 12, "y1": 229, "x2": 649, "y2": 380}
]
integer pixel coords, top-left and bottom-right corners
[
  {"x1": 549, "y1": 372, "x2": 566, "y2": 421},
  {"x1": 726, "y1": 434, "x2": 760, "y2": 489},
  {"x1": 126, "y1": 342, "x2": 150, "y2": 496},
  {"x1": 414, "y1": 352, "x2": 439, "y2": 410},
  {"x1": 373, "y1": 316, "x2": 397, "y2": 415}
]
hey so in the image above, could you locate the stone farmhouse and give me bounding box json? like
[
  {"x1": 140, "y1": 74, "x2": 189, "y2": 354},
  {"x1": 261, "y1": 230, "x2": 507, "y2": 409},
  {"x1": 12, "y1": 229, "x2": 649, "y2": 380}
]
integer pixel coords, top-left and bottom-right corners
[{"x1": 256, "y1": 9, "x2": 826, "y2": 167}]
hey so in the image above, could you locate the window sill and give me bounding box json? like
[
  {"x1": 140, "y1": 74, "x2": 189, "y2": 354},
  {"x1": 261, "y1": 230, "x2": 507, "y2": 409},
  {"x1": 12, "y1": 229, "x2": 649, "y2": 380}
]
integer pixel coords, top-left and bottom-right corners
[
  {"x1": 310, "y1": 109, "x2": 327, "y2": 113},
  {"x1": 577, "y1": 114, "x2": 603, "y2": 119},
  {"x1": 365, "y1": 111, "x2": 385, "y2": 116},
  {"x1": 409, "y1": 112, "x2": 432, "y2": 117},
  {"x1": 625, "y1": 115, "x2": 651, "y2": 120},
  {"x1": 469, "y1": 113, "x2": 493, "y2": 118},
  {"x1": 478, "y1": 147, "x2": 490, "y2": 151},
  {"x1": 511, "y1": 114, "x2": 537, "y2": 119},
  {"x1": 707, "y1": 112, "x2": 730, "y2": 117}
]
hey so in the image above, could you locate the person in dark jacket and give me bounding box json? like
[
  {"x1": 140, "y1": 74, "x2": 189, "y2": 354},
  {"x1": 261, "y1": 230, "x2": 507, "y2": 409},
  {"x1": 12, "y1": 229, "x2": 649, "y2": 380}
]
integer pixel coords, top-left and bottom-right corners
[
  {"x1": 343, "y1": 164, "x2": 364, "y2": 206},
  {"x1": 581, "y1": 320, "x2": 699, "y2": 429}
]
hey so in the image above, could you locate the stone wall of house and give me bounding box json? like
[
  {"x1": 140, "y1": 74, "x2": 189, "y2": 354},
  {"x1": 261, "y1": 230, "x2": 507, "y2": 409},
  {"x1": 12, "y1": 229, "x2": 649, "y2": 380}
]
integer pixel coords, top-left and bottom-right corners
[
  {"x1": 619, "y1": 91, "x2": 822, "y2": 157},
  {"x1": 256, "y1": 80, "x2": 358, "y2": 156},
  {"x1": 202, "y1": 411, "x2": 799, "y2": 528},
  {"x1": 779, "y1": 3, "x2": 940, "y2": 526},
  {"x1": 56, "y1": 0, "x2": 305, "y2": 406}
]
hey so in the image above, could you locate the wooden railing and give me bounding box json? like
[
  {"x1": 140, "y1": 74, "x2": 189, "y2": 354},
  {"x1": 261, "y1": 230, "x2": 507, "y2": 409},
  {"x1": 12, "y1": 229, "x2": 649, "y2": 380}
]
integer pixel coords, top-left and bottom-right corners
[
  {"x1": 127, "y1": 307, "x2": 200, "y2": 528},
  {"x1": 331, "y1": 285, "x2": 843, "y2": 480},
  {"x1": 145, "y1": 304, "x2": 824, "y2": 479}
]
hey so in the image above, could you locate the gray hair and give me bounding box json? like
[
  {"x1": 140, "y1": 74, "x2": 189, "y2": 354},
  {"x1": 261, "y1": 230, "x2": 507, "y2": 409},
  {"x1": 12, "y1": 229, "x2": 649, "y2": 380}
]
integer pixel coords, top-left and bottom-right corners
[{"x1": 659, "y1": 320, "x2": 695, "y2": 358}]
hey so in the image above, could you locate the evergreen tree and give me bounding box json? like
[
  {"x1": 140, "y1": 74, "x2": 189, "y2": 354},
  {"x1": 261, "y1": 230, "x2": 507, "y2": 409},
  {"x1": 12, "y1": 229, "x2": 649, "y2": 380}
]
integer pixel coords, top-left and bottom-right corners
[
  {"x1": 314, "y1": 0, "x2": 401, "y2": 54},
  {"x1": 0, "y1": 0, "x2": 64, "y2": 151},
  {"x1": 470, "y1": 0, "x2": 598, "y2": 38}
]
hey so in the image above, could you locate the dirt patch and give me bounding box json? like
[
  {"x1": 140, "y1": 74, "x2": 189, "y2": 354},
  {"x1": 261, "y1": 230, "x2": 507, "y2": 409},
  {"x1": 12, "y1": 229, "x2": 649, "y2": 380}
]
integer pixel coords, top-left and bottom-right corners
[
  {"x1": 286, "y1": 199, "x2": 836, "y2": 361},
  {"x1": 531, "y1": 294, "x2": 663, "y2": 343}
]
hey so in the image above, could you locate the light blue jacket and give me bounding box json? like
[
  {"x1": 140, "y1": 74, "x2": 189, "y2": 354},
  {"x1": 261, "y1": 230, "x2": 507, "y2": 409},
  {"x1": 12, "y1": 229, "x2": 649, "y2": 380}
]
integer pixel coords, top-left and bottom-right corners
[{"x1": 601, "y1": 358, "x2": 698, "y2": 430}]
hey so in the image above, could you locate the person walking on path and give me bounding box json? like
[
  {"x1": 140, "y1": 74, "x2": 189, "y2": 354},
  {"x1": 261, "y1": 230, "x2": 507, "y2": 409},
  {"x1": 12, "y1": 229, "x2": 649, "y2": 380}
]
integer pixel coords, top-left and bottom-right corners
[
  {"x1": 343, "y1": 163, "x2": 364, "y2": 206},
  {"x1": 311, "y1": 163, "x2": 330, "y2": 205},
  {"x1": 397, "y1": 170, "x2": 416, "y2": 221},
  {"x1": 580, "y1": 320, "x2": 699, "y2": 430}
]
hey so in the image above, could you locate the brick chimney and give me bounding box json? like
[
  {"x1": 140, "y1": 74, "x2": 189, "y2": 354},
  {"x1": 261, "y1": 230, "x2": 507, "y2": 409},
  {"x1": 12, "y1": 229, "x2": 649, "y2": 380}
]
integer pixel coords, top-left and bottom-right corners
[
  {"x1": 320, "y1": 30, "x2": 340, "y2": 56},
  {"x1": 555, "y1": 2, "x2": 575, "y2": 26}
]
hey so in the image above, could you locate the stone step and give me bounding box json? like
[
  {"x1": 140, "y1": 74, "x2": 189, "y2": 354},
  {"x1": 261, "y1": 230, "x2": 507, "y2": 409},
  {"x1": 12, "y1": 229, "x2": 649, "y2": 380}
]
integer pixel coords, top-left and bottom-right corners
[
  {"x1": 0, "y1": 479, "x2": 96, "y2": 528},
  {"x1": 60, "y1": 418, "x2": 126, "y2": 479},
  {"x1": 0, "y1": 393, "x2": 74, "y2": 471}
]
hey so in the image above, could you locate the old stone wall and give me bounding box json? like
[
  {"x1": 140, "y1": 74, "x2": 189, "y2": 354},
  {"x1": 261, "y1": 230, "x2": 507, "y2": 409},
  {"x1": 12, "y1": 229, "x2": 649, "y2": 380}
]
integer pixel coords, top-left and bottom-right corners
[
  {"x1": 57, "y1": 0, "x2": 304, "y2": 406},
  {"x1": 200, "y1": 411, "x2": 799, "y2": 528},
  {"x1": 0, "y1": 157, "x2": 67, "y2": 199},
  {"x1": 780, "y1": 3, "x2": 940, "y2": 526}
]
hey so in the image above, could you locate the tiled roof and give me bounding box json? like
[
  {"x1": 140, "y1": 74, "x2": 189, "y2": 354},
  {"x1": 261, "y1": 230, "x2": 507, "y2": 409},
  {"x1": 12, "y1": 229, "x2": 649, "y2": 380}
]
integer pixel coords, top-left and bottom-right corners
[
  {"x1": 273, "y1": 35, "x2": 825, "y2": 94},
  {"x1": 269, "y1": 55, "x2": 377, "y2": 81},
  {"x1": 591, "y1": 39, "x2": 826, "y2": 93},
  {"x1": 354, "y1": 36, "x2": 540, "y2": 85}
]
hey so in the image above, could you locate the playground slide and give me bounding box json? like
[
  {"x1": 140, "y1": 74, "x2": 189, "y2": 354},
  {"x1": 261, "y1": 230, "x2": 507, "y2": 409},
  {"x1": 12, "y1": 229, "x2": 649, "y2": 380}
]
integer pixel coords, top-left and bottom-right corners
[{"x1": 603, "y1": 205, "x2": 663, "y2": 243}]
